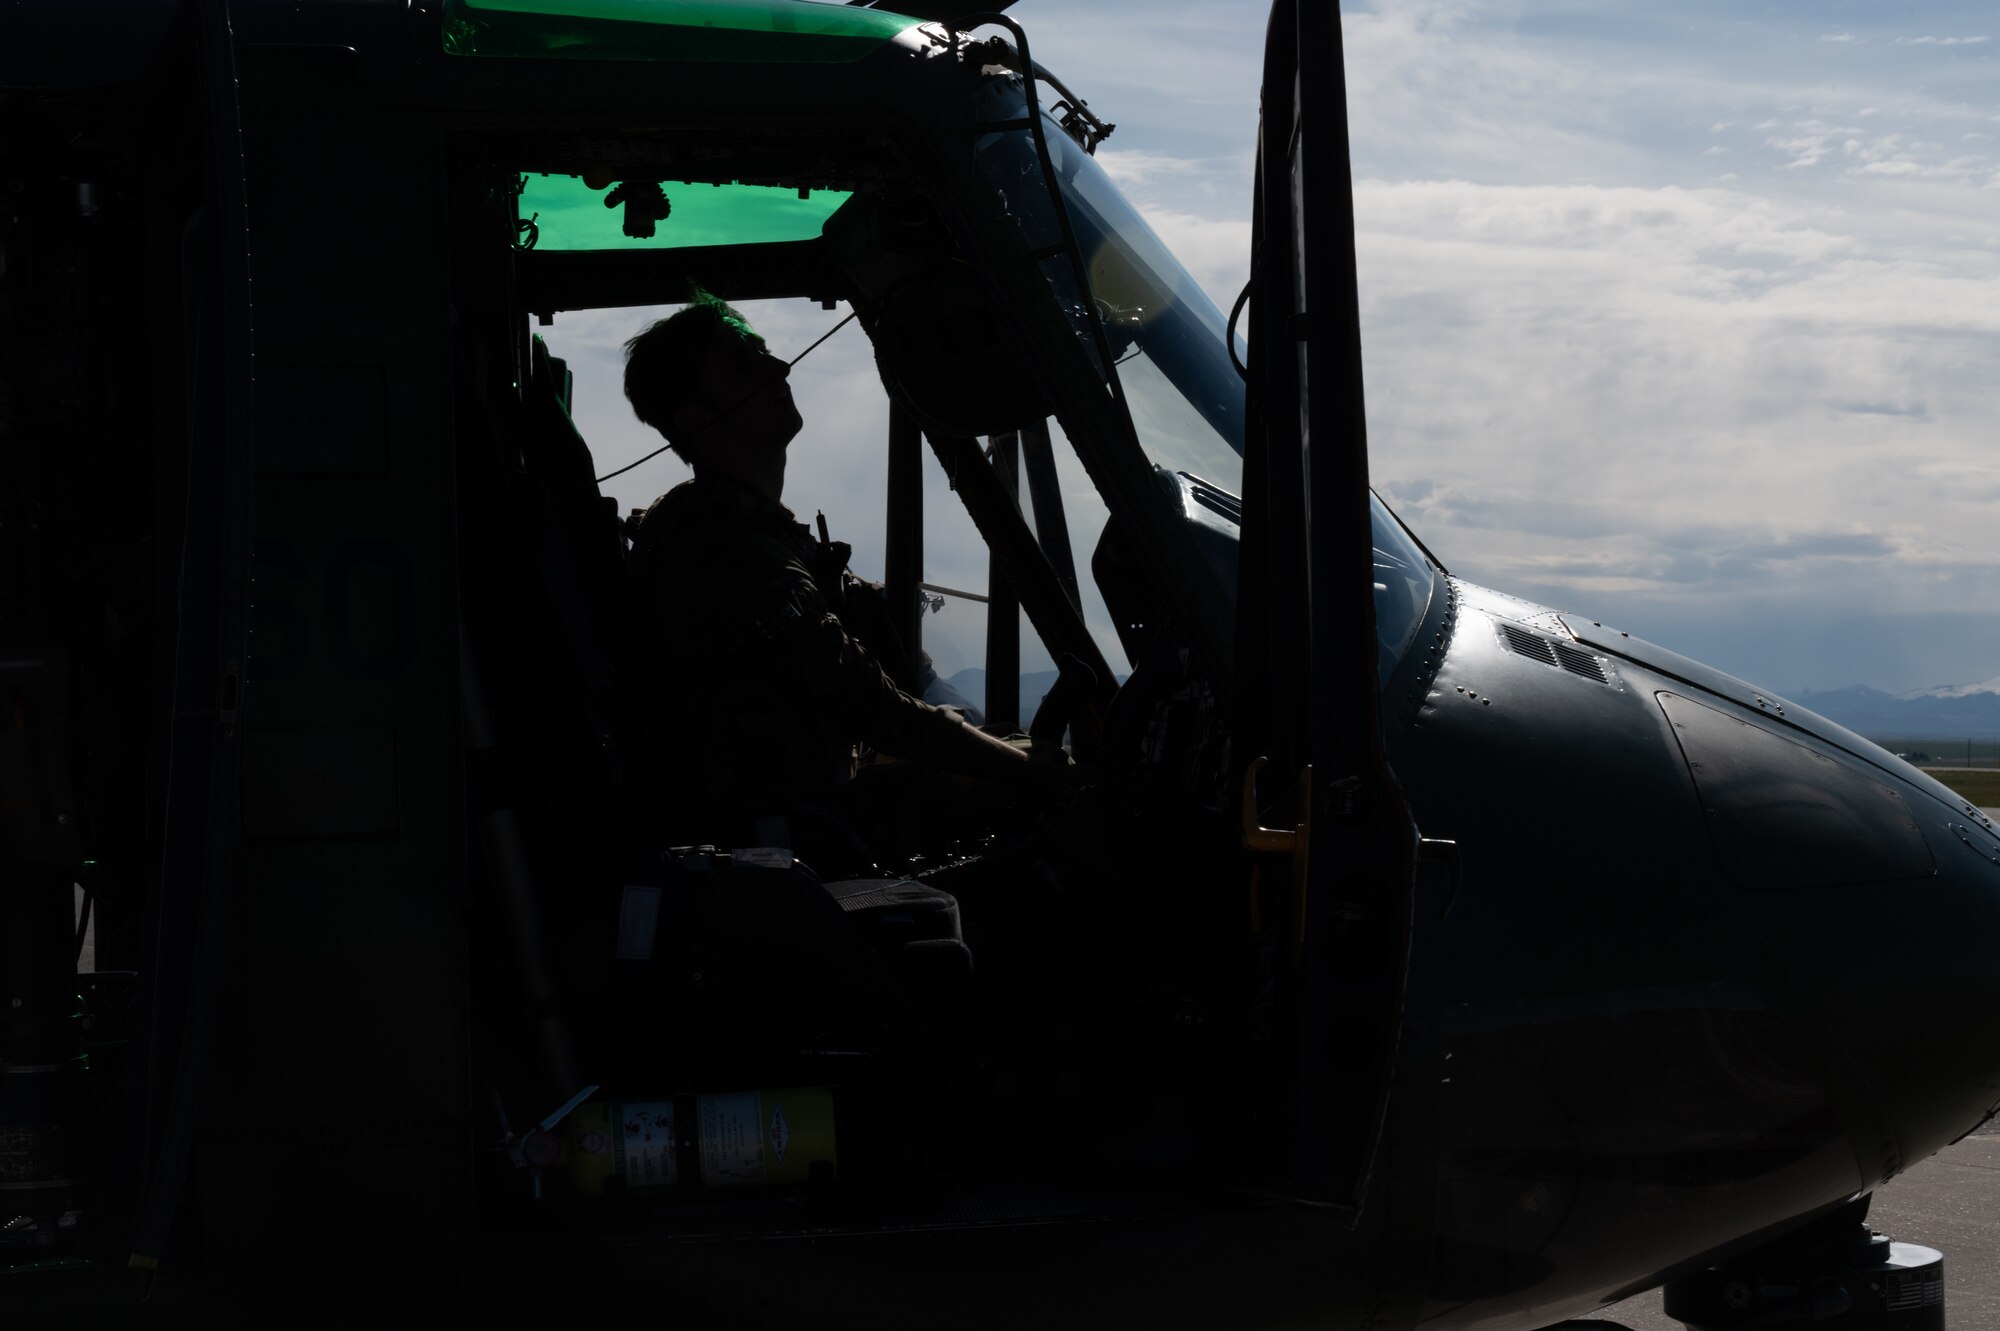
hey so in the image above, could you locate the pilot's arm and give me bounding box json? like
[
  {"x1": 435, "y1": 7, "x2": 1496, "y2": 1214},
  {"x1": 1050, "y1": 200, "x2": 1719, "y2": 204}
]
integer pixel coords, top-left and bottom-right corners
[{"x1": 766, "y1": 560, "x2": 1056, "y2": 793}]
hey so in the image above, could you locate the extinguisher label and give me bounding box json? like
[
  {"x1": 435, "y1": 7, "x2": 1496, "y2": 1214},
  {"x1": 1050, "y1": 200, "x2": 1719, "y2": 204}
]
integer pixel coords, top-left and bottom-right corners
[
  {"x1": 700, "y1": 1092, "x2": 767, "y2": 1186},
  {"x1": 614, "y1": 1100, "x2": 678, "y2": 1188},
  {"x1": 769, "y1": 1105, "x2": 790, "y2": 1165}
]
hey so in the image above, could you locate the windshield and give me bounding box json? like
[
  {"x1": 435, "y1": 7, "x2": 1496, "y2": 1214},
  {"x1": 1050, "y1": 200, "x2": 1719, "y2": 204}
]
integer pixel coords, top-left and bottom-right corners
[
  {"x1": 971, "y1": 72, "x2": 1434, "y2": 687},
  {"x1": 1370, "y1": 495, "x2": 1436, "y2": 685},
  {"x1": 973, "y1": 82, "x2": 1245, "y2": 492},
  {"x1": 1049, "y1": 117, "x2": 1246, "y2": 489}
]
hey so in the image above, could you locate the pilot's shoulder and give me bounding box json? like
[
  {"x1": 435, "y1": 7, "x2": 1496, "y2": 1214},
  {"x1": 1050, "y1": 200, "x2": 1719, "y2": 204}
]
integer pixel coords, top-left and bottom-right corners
[{"x1": 633, "y1": 484, "x2": 770, "y2": 557}]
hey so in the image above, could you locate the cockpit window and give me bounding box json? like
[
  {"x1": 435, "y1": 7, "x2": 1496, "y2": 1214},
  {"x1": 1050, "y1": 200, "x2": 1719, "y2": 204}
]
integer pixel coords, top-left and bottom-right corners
[
  {"x1": 1047, "y1": 119, "x2": 1246, "y2": 491},
  {"x1": 517, "y1": 175, "x2": 851, "y2": 251},
  {"x1": 1371, "y1": 495, "x2": 1436, "y2": 686},
  {"x1": 971, "y1": 71, "x2": 1432, "y2": 689},
  {"x1": 442, "y1": 0, "x2": 914, "y2": 62},
  {"x1": 973, "y1": 78, "x2": 1245, "y2": 493}
]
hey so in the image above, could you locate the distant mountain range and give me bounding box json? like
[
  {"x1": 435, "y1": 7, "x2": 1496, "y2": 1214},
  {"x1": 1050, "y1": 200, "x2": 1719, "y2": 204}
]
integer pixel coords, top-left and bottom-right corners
[
  {"x1": 939, "y1": 669, "x2": 2000, "y2": 744},
  {"x1": 1897, "y1": 675, "x2": 2000, "y2": 701},
  {"x1": 941, "y1": 668, "x2": 1067, "y2": 729},
  {"x1": 1797, "y1": 680, "x2": 2000, "y2": 742}
]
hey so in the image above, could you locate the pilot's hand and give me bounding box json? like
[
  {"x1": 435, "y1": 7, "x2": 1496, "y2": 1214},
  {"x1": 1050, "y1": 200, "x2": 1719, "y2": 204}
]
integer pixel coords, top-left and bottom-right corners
[{"x1": 1008, "y1": 734, "x2": 1097, "y2": 797}]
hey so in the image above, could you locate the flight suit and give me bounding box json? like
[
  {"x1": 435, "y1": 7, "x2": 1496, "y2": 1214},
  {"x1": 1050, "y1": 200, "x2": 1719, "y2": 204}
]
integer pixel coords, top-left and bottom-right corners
[{"x1": 622, "y1": 473, "x2": 962, "y2": 855}]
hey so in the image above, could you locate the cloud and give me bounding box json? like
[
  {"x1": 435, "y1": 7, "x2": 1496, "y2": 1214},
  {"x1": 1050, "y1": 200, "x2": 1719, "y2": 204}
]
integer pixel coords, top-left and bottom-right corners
[
  {"x1": 1094, "y1": 149, "x2": 1200, "y2": 188},
  {"x1": 1348, "y1": 175, "x2": 2000, "y2": 644},
  {"x1": 1338, "y1": 0, "x2": 1628, "y2": 183},
  {"x1": 1858, "y1": 159, "x2": 1923, "y2": 177},
  {"x1": 1765, "y1": 121, "x2": 1865, "y2": 169},
  {"x1": 1835, "y1": 401, "x2": 1928, "y2": 418},
  {"x1": 1323, "y1": 4, "x2": 2000, "y2": 686},
  {"x1": 1896, "y1": 35, "x2": 1990, "y2": 47},
  {"x1": 1354, "y1": 179, "x2": 1853, "y2": 262},
  {"x1": 1758, "y1": 120, "x2": 1997, "y2": 185},
  {"x1": 1004, "y1": 7, "x2": 1259, "y2": 160}
]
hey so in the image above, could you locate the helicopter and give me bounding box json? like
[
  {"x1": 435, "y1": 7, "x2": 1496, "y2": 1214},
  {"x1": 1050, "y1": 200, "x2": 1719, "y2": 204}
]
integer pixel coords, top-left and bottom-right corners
[{"x1": 5, "y1": 0, "x2": 1997, "y2": 1326}]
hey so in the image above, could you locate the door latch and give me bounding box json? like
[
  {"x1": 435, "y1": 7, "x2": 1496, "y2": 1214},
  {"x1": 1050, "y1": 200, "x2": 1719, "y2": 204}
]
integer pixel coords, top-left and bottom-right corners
[{"x1": 1243, "y1": 755, "x2": 1313, "y2": 960}]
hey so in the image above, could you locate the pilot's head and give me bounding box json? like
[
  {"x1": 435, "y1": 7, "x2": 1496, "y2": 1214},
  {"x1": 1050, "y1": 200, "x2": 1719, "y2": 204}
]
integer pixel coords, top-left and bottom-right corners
[{"x1": 624, "y1": 288, "x2": 802, "y2": 465}]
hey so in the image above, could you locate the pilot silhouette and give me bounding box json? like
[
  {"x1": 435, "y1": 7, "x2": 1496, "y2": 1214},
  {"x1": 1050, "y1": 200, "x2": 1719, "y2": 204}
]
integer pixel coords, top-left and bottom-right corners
[{"x1": 619, "y1": 290, "x2": 1054, "y2": 868}]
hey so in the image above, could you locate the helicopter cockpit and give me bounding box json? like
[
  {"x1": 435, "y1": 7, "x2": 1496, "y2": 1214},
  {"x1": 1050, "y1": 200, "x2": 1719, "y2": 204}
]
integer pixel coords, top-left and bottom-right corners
[
  {"x1": 470, "y1": 33, "x2": 1434, "y2": 889},
  {"x1": 439, "y1": 20, "x2": 1333, "y2": 1218},
  {"x1": 401, "y1": 15, "x2": 1414, "y2": 1257},
  {"x1": 450, "y1": 4, "x2": 1457, "y2": 1090}
]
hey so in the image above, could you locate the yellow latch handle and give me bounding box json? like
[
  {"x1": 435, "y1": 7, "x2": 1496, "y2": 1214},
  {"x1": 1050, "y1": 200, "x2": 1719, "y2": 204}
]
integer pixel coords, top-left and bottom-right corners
[
  {"x1": 1243, "y1": 757, "x2": 1314, "y2": 961},
  {"x1": 1242, "y1": 755, "x2": 1310, "y2": 851}
]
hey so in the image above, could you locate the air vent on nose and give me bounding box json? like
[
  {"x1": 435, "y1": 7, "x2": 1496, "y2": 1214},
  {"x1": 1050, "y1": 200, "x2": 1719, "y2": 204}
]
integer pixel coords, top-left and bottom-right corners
[
  {"x1": 1499, "y1": 622, "x2": 1559, "y2": 666},
  {"x1": 1498, "y1": 621, "x2": 1611, "y2": 684},
  {"x1": 1552, "y1": 641, "x2": 1608, "y2": 683}
]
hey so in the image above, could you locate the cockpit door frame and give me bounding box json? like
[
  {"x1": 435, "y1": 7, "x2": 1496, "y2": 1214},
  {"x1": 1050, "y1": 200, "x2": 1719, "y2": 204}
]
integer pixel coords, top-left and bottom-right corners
[
  {"x1": 107, "y1": 0, "x2": 259, "y2": 1268},
  {"x1": 1241, "y1": 0, "x2": 1420, "y2": 1220}
]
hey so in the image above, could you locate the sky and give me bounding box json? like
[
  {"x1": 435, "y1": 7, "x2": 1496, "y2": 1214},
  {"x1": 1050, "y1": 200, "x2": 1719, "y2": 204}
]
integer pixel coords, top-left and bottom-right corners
[{"x1": 556, "y1": 0, "x2": 2000, "y2": 697}]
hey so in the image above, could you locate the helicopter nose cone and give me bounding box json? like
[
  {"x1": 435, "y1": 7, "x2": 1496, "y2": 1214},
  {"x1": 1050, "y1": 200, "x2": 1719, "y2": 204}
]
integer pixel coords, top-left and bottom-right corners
[
  {"x1": 1660, "y1": 691, "x2": 1937, "y2": 892},
  {"x1": 1661, "y1": 689, "x2": 2000, "y2": 1176}
]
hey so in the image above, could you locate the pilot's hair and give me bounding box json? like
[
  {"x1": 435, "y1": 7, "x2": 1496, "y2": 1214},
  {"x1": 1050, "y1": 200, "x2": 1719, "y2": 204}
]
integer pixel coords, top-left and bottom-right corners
[{"x1": 623, "y1": 286, "x2": 765, "y2": 447}]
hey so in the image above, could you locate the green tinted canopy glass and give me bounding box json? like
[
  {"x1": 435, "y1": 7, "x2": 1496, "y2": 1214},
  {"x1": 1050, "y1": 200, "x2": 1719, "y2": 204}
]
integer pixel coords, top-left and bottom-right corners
[
  {"x1": 520, "y1": 175, "x2": 851, "y2": 251},
  {"x1": 444, "y1": 0, "x2": 917, "y2": 63}
]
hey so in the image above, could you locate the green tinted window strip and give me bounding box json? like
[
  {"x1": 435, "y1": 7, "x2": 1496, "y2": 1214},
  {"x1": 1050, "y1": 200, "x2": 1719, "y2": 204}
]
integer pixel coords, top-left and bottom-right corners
[
  {"x1": 520, "y1": 176, "x2": 851, "y2": 251},
  {"x1": 444, "y1": 0, "x2": 916, "y2": 63}
]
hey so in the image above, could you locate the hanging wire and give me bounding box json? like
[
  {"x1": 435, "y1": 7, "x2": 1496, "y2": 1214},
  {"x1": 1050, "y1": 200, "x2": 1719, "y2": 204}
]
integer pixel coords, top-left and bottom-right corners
[
  {"x1": 1227, "y1": 269, "x2": 1254, "y2": 382},
  {"x1": 594, "y1": 309, "x2": 859, "y2": 485}
]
